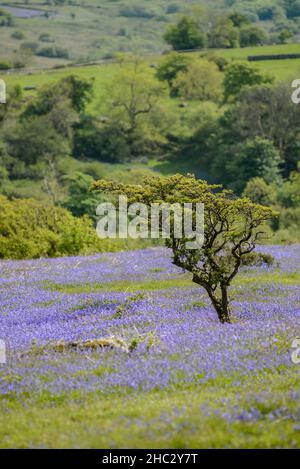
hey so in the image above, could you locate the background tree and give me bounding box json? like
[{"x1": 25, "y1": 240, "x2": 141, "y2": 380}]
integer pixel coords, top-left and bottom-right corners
[
  {"x1": 174, "y1": 60, "x2": 222, "y2": 102},
  {"x1": 6, "y1": 116, "x2": 68, "y2": 166},
  {"x1": 208, "y1": 16, "x2": 239, "y2": 48},
  {"x1": 164, "y1": 16, "x2": 206, "y2": 51},
  {"x1": 278, "y1": 28, "x2": 292, "y2": 43},
  {"x1": 92, "y1": 174, "x2": 275, "y2": 323},
  {"x1": 105, "y1": 61, "x2": 165, "y2": 152},
  {"x1": 277, "y1": 163, "x2": 300, "y2": 208},
  {"x1": 156, "y1": 53, "x2": 192, "y2": 95},
  {"x1": 23, "y1": 75, "x2": 93, "y2": 118},
  {"x1": 243, "y1": 177, "x2": 277, "y2": 207},
  {"x1": 61, "y1": 172, "x2": 107, "y2": 222},
  {"x1": 0, "y1": 9, "x2": 14, "y2": 27},
  {"x1": 73, "y1": 117, "x2": 130, "y2": 163},
  {"x1": 226, "y1": 138, "x2": 282, "y2": 193},
  {"x1": 221, "y1": 83, "x2": 300, "y2": 175},
  {"x1": 239, "y1": 25, "x2": 267, "y2": 47},
  {"x1": 223, "y1": 62, "x2": 273, "y2": 102},
  {"x1": 228, "y1": 12, "x2": 250, "y2": 28}
]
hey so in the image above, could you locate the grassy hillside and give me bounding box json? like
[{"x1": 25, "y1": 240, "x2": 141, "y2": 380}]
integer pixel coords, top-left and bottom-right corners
[
  {"x1": 4, "y1": 44, "x2": 300, "y2": 105},
  {"x1": 0, "y1": 0, "x2": 299, "y2": 68},
  {"x1": 2, "y1": 42, "x2": 300, "y2": 204},
  {"x1": 0, "y1": 0, "x2": 220, "y2": 67}
]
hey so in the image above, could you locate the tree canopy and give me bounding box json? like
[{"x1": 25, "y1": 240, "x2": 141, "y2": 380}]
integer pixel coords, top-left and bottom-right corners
[{"x1": 92, "y1": 174, "x2": 275, "y2": 323}]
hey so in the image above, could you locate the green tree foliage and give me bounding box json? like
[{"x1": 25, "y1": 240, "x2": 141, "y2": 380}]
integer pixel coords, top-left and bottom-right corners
[
  {"x1": 6, "y1": 116, "x2": 69, "y2": 165},
  {"x1": 239, "y1": 25, "x2": 267, "y2": 47},
  {"x1": 173, "y1": 60, "x2": 223, "y2": 102},
  {"x1": 73, "y1": 117, "x2": 130, "y2": 163},
  {"x1": 223, "y1": 62, "x2": 273, "y2": 102},
  {"x1": 243, "y1": 166, "x2": 300, "y2": 241},
  {"x1": 164, "y1": 16, "x2": 206, "y2": 51},
  {"x1": 228, "y1": 12, "x2": 250, "y2": 28},
  {"x1": 23, "y1": 75, "x2": 93, "y2": 117},
  {"x1": 226, "y1": 138, "x2": 282, "y2": 193},
  {"x1": 0, "y1": 9, "x2": 14, "y2": 27},
  {"x1": 278, "y1": 28, "x2": 293, "y2": 43},
  {"x1": 156, "y1": 52, "x2": 192, "y2": 95},
  {"x1": 0, "y1": 195, "x2": 100, "y2": 259},
  {"x1": 285, "y1": 0, "x2": 300, "y2": 18},
  {"x1": 277, "y1": 163, "x2": 300, "y2": 208},
  {"x1": 4, "y1": 75, "x2": 94, "y2": 171},
  {"x1": 61, "y1": 172, "x2": 107, "y2": 222},
  {"x1": 208, "y1": 16, "x2": 239, "y2": 48},
  {"x1": 36, "y1": 46, "x2": 69, "y2": 59},
  {"x1": 221, "y1": 83, "x2": 300, "y2": 176},
  {"x1": 104, "y1": 61, "x2": 166, "y2": 156},
  {"x1": 92, "y1": 174, "x2": 275, "y2": 323},
  {"x1": 243, "y1": 177, "x2": 277, "y2": 207}
]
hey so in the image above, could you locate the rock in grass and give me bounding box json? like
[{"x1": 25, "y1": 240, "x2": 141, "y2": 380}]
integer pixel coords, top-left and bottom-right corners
[
  {"x1": 22, "y1": 337, "x2": 129, "y2": 357},
  {"x1": 54, "y1": 337, "x2": 129, "y2": 353}
]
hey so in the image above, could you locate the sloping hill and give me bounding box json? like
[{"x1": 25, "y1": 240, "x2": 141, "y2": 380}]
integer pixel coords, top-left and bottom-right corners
[{"x1": 0, "y1": 0, "x2": 299, "y2": 68}]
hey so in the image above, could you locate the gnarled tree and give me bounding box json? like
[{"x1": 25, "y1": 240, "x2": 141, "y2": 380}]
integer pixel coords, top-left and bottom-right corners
[{"x1": 92, "y1": 174, "x2": 275, "y2": 323}]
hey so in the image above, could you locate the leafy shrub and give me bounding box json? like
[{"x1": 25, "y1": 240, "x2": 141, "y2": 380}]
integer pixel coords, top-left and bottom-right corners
[
  {"x1": 257, "y1": 6, "x2": 277, "y2": 20},
  {"x1": 0, "y1": 195, "x2": 100, "y2": 259},
  {"x1": 37, "y1": 46, "x2": 69, "y2": 59},
  {"x1": 20, "y1": 41, "x2": 39, "y2": 53},
  {"x1": 0, "y1": 60, "x2": 12, "y2": 70},
  {"x1": 239, "y1": 25, "x2": 267, "y2": 47},
  {"x1": 164, "y1": 16, "x2": 206, "y2": 50},
  {"x1": 38, "y1": 33, "x2": 54, "y2": 43},
  {"x1": 73, "y1": 120, "x2": 130, "y2": 163},
  {"x1": 11, "y1": 31, "x2": 25, "y2": 40},
  {"x1": 119, "y1": 5, "x2": 155, "y2": 19},
  {"x1": 156, "y1": 52, "x2": 192, "y2": 94},
  {"x1": 0, "y1": 9, "x2": 14, "y2": 27},
  {"x1": 277, "y1": 164, "x2": 300, "y2": 208},
  {"x1": 223, "y1": 62, "x2": 273, "y2": 102},
  {"x1": 61, "y1": 172, "x2": 107, "y2": 222},
  {"x1": 166, "y1": 4, "x2": 181, "y2": 14},
  {"x1": 206, "y1": 54, "x2": 229, "y2": 71},
  {"x1": 174, "y1": 60, "x2": 222, "y2": 101},
  {"x1": 243, "y1": 177, "x2": 277, "y2": 207},
  {"x1": 279, "y1": 207, "x2": 300, "y2": 231}
]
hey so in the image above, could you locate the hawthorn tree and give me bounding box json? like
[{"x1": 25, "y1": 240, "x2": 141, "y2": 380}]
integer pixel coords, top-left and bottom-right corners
[{"x1": 92, "y1": 174, "x2": 275, "y2": 323}]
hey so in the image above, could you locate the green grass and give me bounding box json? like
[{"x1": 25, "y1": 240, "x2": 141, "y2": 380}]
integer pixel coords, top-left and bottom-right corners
[
  {"x1": 214, "y1": 43, "x2": 300, "y2": 60},
  {"x1": 1, "y1": 367, "x2": 299, "y2": 448},
  {"x1": 4, "y1": 44, "x2": 300, "y2": 105},
  {"x1": 45, "y1": 270, "x2": 300, "y2": 295},
  {"x1": 46, "y1": 275, "x2": 194, "y2": 294},
  {"x1": 0, "y1": 0, "x2": 202, "y2": 66}
]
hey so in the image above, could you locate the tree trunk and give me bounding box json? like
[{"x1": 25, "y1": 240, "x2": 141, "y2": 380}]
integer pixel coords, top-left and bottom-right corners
[
  {"x1": 205, "y1": 283, "x2": 231, "y2": 324},
  {"x1": 191, "y1": 273, "x2": 232, "y2": 324}
]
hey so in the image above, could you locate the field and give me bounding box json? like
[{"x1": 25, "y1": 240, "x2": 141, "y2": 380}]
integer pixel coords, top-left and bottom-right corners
[
  {"x1": 0, "y1": 244, "x2": 300, "y2": 448},
  {"x1": 0, "y1": 0, "x2": 218, "y2": 66},
  {"x1": 4, "y1": 0, "x2": 294, "y2": 68},
  {"x1": 2, "y1": 43, "x2": 300, "y2": 113},
  {"x1": 1, "y1": 0, "x2": 300, "y2": 452}
]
